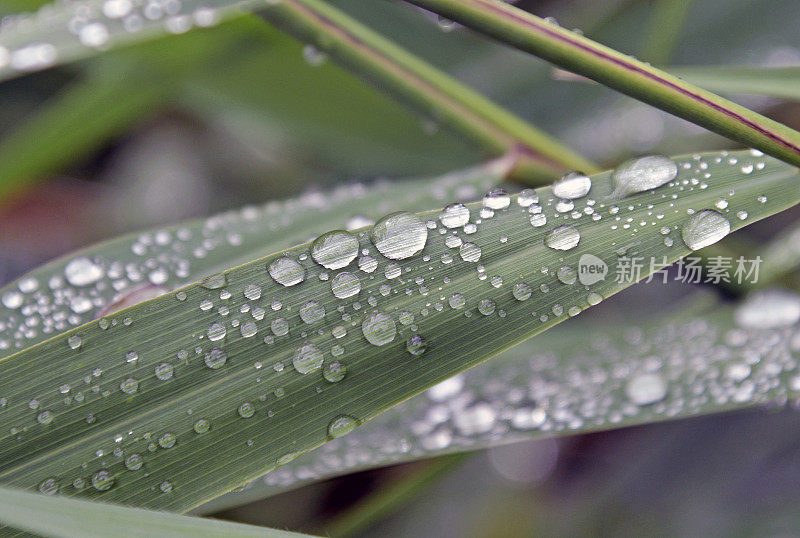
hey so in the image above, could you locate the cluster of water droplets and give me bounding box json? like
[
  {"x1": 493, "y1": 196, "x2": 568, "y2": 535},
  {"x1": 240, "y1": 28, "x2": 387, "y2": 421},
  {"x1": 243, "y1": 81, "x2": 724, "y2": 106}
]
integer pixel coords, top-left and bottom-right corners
[{"x1": 0, "y1": 149, "x2": 784, "y2": 502}]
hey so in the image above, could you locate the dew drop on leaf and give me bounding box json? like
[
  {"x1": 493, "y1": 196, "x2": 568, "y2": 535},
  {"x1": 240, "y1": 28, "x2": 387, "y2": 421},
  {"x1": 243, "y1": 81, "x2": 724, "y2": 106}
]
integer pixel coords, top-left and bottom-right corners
[
  {"x1": 331, "y1": 272, "x2": 361, "y2": 299},
  {"x1": 439, "y1": 203, "x2": 470, "y2": 228},
  {"x1": 268, "y1": 257, "x2": 305, "y2": 287},
  {"x1": 311, "y1": 231, "x2": 360, "y2": 269},
  {"x1": 406, "y1": 334, "x2": 427, "y2": 356},
  {"x1": 553, "y1": 171, "x2": 591, "y2": 199},
  {"x1": 735, "y1": 290, "x2": 800, "y2": 329},
  {"x1": 625, "y1": 373, "x2": 667, "y2": 405},
  {"x1": 611, "y1": 155, "x2": 677, "y2": 198},
  {"x1": 545, "y1": 225, "x2": 580, "y2": 251},
  {"x1": 65, "y1": 257, "x2": 104, "y2": 286},
  {"x1": 204, "y1": 348, "x2": 227, "y2": 369},
  {"x1": 328, "y1": 415, "x2": 359, "y2": 438},
  {"x1": 370, "y1": 212, "x2": 428, "y2": 260},
  {"x1": 362, "y1": 311, "x2": 397, "y2": 346},
  {"x1": 681, "y1": 209, "x2": 730, "y2": 250},
  {"x1": 294, "y1": 344, "x2": 324, "y2": 374},
  {"x1": 91, "y1": 470, "x2": 114, "y2": 491}
]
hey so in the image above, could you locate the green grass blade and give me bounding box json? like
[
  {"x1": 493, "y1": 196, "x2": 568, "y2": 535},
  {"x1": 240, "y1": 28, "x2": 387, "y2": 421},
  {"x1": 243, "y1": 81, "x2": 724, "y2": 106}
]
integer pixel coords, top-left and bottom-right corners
[
  {"x1": 0, "y1": 486, "x2": 311, "y2": 537},
  {"x1": 0, "y1": 150, "x2": 796, "y2": 514},
  {"x1": 0, "y1": 162, "x2": 502, "y2": 359},
  {"x1": 207, "y1": 286, "x2": 800, "y2": 511},
  {"x1": 403, "y1": 0, "x2": 800, "y2": 168}
]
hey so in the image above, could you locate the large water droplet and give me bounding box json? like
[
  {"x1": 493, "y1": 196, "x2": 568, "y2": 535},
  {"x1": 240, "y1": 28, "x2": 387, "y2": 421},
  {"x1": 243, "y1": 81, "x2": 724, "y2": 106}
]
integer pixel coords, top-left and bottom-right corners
[
  {"x1": 439, "y1": 203, "x2": 470, "y2": 228},
  {"x1": 611, "y1": 155, "x2": 677, "y2": 198},
  {"x1": 735, "y1": 290, "x2": 800, "y2": 329},
  {"x1": 370, "y1": 212, "x2": 428, "y2": 260},
  {"x1": 545, "y1": 225, "x2": 580, "y2": 250},
  {"x1": 553, "y1": 171, "x2": 591, "y2": 199},
  {"x1": 311, "y1": 231, "x2": 359, "y2": 269},
  {"x1": 625, "y1": 373, "x2": 667, "y2": 405},
  {"x1": 65, "y1": 257, "x2": 104, "y2": 286},
  {"x1": 268, "y1": 257, "x2": 305, "y2": 287},
  {"x1": 294, "y1": 344, "x2": 324, "y2": 374},
  {"x1": 328, "y1": 415, "x2": 359, "y2": 438},
  {"x1": 362, "y1": 311, "x2": 396, "y2": 346},
  {"x1": 681, "y1": 209, "x2": 730, "y2": 250}
]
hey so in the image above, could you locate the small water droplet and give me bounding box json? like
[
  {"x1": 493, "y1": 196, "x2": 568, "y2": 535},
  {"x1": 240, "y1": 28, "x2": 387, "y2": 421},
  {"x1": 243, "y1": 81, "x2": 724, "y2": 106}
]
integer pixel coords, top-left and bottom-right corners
[
  {"x1": 331, "y1": 272, "x2": 361, "y2": 299},
  {"x1": 207, "y1": 322, "x2": 226, "y2": 341},
  {"x1": 193, "y1": 419, "x2": 211, "y2": 434},
  {"x1": 125, "y1": 454, "x2": 143, "y2": 471},
  {"x1": 328, "y1": 415, "x2": 359, "y2": 438},
  {"x1": 294, "y1": 344, "x2": 324, "y2": 374},
  {"x1": 159, "y1": 433, "x2": 176, "y2": 448},
  {"x1": 406, "y1": 334, "x2": 427, "y2": 356},
  {"x1": 120, "y1": 378, "x2": 139, "y2": 395},
  {"x1": 483, "y1": 188, "x2": 510, "y2": 209},
  {"x1": 312, "y1": 231, "x2": 360, "y2": 269},
  {"x1": 362, "y1": 311, "x2": 397, "y2": 346},
  {"x1": 439, "y1": 203, "x2": 470, "y2": 228},
  {"x1": 517, "y1": 189, "x2": 539, "y2": 207},
  {"x1": 553, "y1": 171, "x2": 591, "y2": 199},
  {"x1": 545, "y1": 225, "x2": 580, "y2": 250},
  {"x1": 268, "y1": 257, "x2": 305, "y2": 287},
  {"x1": 556, "y1": 266, "x2": 577, "y2": 285},
  {"x1": 459, "y1": 242, "x2": 481, "y2": 262},
  {"x1": 67, "y1": 335, "x2": 82, "y2": 350},
  {"x1": 625, "y1": 373, "x2": 667, "y2": 405},
  {"x1": 65, "y1": 257, "x2": 104, "y2": 286},
  {"x1": 478, "y1": 299, "x2": 496, "y2": 315},
  {"x1": 513, "y1": 283, "x2": 532, "y2": 301},
  {"x1": 91, "y1": 470, "x2": 114, "y2": 491},
  {"x1": 204, "y1": 348, "x2": 227, "y2": 369},
  {"x1": 323, "y1": 360, "x2": 347, "y2": 382},
  {"x1": 300, "y1": 301, "x2": 326, "y2": 324},
  {"x1": 238, "y1": 402, "x2": 255, "y2": 418}
]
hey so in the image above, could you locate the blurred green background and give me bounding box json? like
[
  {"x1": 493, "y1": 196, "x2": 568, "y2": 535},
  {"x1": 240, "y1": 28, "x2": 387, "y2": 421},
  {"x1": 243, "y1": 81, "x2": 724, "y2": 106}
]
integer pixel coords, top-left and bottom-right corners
[{"x1": 2, "y1": 0, "x2": 800, "y2": 535}]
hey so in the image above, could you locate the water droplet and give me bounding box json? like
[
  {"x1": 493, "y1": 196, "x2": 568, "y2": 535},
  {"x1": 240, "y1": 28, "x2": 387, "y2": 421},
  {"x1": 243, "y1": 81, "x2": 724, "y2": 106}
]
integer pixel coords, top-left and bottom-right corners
[
  {"x1": 449, "y1": 294, "x2": 466, "y2": 309},
  {"x1": 459, "y1": 242, "x2": 481, "y2": 262},
  {"x1": 243, "y1": 284, "x2": 262, "y2": 300},
  {"x1": 328, "y1": 415, "x2": 359, "y2": 438},
  {"x1": 160, "y1": 481, "x2": 173, "y2": 493},
  {"x1": 530, "y1": 213, "x2": 547, "y2": 227},
  {"x1": 294, "y1": 344, "x2": 324, "y2": 374},
  {"x1": 204, "y1": 348, "x2": 227, "y2": 369},
  {"x1": 125, "y1": 454, "x2": 143, "y2": 471},
  {"x1": 271, "y1": 318, "x2": 289, "y2": 336},
  {"x1": 120, "y1": 378, "x2": 139, "y2": 394},
  {"x1": 1, "y1": 290, "x2": 22, "y2": 309},
  {"x1": 238, "y1": 402, "x2": 255, "y2": 418},
  {"x1": 370, "y1": 212, "x2": 428, "y2": 260},
  {"x1": 358, "y1": 255, "x2": 378, "y2": 273},
  {"x1": 92, "y1": 470, "x2": 114, "y2": 491},
  {"x1": 545, "y1": 225, "x2": 580, "y2": 250},
  {"x1": 483, "y1": 188, "x2": 510, "y2": 209},
  {"x1": 155, "y1": 363, "x2": 174, "y2": 380},
  {"x1": 331, "y1": 272, "x2": 361, "y2": 299},
  {"x1": 681, "y1": 210, "x2": 730, "y2": 250},
  {"x1": 556, "y1": 266, "x2": 577, "y2": 285},
  {"x1": 625, "y1": 373, "x2": 667, "y2": 405},
  {"x1": 311, "y1": 231, "x2": 360, "y2": 269},
  {"x1": 193, "y1": 419, "x2": 211, "y2": 434},
  {"x1": 67, "y1": 335, "x2": 82, "y2": 350},
  {"x1": 553, "y1": 171, "x2": 591, "y2": 199},
  {"x1": 240, "y1": 321, "x2": 258, "y2": 338},
  {"x1": 735, "y1": 290, "x2": 800, "y2": 329},
  {"x1": 207, "y1": 322, "x2": 226, "y2": 341},
  {"x1": 439, "y1": 203, "x2": 470, "y2": 228},
  {"x1": 517, "y1": 189, "x2": 539, "y2": 207},
  {"x1": 39, "y1": 478, "x2": 58, "y2": 495},
  {"x1": 158, "y1": 433, "x2": 176, "y2": 449},
  {"x1": 303, "y1": 44, "x2": 327, "y2": 66},
  {"x1": 611, "y1": 155, "x2": 677, "y2": 197},
  {"x1": 323, "y1": 360, "x2": 347, "y2": 382},
  {"x1": 300, "y1": 301, "x2": 325, "y2": 324},
  {"x1": 406, "y1": 334, "x2": 427, "y2": 356},
  {"x1": 513, "y1": 283, "x2": 532, "y2": 301},
  {"x1": 478, "y1": 299, "x2": 496, "y2": 315},
  {"x1": 268, "y1": 257, "x2": 305, "y2": 287},
  {"x1": 362, "y1": 311, "x2": 397, "y2": 346}
]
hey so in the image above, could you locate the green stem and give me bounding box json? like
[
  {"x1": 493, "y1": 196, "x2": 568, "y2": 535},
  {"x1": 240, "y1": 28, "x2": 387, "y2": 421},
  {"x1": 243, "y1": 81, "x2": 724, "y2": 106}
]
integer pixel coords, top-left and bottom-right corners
[
  {"x1": 404, "y1": 0, "x2": 800, "y2": 169},
  {"x1": 259, "y1": 0, "x2": 598, "y2": 182}
]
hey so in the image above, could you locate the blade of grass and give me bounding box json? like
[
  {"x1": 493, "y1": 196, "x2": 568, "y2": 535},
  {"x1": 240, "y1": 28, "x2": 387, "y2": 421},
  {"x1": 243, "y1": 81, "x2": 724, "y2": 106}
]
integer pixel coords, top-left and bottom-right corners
[
  {"x1": 0, "y1": 486, "x2": 312, "y2": 537},
  {"x1": 639, "y1": 0, "x2": 693, "y2": 65},
  {"x1": 0, "y1": 150, "x2": 795, "y2": 517},
  {"x1": 403, "y1": 0, "x2": 800, "y2": 168},
  {"x1": 667, "y1": 65, "x2": 800, "y2": 101}
]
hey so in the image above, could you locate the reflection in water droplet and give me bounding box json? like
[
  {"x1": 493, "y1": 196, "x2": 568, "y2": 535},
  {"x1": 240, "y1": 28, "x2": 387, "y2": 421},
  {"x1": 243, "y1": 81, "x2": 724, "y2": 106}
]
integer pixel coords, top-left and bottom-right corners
[
  {"x1": 681, "y1": 209, "x2": 730, "y2": 250},
  {"x1": 331, "y1": 272, "x2": 361, "y2": 299},
  {"x1": 406, "y1": 334, "x2": 427, "y2": 356},
  {"x1": 553, "y1": 171, "x2": 591, "y2": 199},
  {"x1": 545, "y1": 225, "x2": 580, "y2": 251},
  {"x1": 328, "y1": 415, "x2": 359, "y2": 438},
  {"x1": 439, "y1": 203, "x2": 470, "y2": 228},
  {"x1": 611, "y1": 155, "x2": 677, "y2": 198},
  {"x1": 311, "y1": 231, "x2": 360, "y2": 269},
  {"x1": 370, "y1": 212, "x2": 428, "y2": 260},
  {"x1": 362, "y1": 311, "x2": 397, "y2": 346},
  {"x1": 294, "y1": 344, "x2": 324, "y2": 374},
  {"x1": 268, "y1": 257, "x2": 305, "y2": 286}
]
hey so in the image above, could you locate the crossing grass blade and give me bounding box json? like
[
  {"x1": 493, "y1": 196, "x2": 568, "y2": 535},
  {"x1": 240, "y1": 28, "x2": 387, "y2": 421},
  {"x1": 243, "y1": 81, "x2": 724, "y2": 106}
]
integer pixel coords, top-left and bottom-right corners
[{"x1": 0, "y1": 150, "x2": 797, "y2": 517}]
